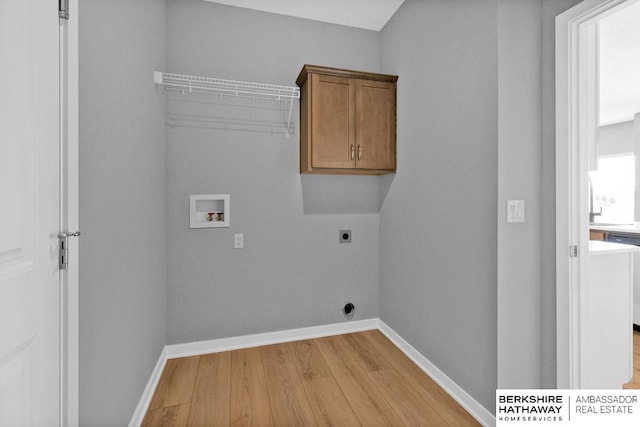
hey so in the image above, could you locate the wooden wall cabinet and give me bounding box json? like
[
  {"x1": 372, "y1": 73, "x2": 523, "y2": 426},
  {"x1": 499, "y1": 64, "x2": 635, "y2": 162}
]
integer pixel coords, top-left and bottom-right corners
[{"x1": 296, "y1": 65, "x2": 398, "y2": 175}]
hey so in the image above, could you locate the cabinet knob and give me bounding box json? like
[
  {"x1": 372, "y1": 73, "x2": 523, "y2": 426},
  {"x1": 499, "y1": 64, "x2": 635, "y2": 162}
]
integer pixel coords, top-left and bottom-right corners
[
  {"x1": 351, "y1": 144, "x2": 355, "y2": 161},
  {"x1": 357, "y1": 145, "x2": 362, "y2": 160}
]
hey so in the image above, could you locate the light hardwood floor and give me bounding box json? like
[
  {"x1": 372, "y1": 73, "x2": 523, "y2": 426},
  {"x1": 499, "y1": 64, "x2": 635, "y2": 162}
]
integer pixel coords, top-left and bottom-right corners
[
  {"x1": 142, "y1": 330, "x2": 479, "y2": 426},
  {"x1": 623, "y1": 331, "x2": 640, "y2": 389}
]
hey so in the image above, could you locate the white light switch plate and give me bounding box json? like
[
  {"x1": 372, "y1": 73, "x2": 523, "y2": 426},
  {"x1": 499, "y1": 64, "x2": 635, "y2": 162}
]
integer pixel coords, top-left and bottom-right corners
[
  {"x1": 507, "y1": 200, "x2": 525, "y2": 223},
  {"x1": 234, "y1": 233, "x2": 244, "y2": 248}
]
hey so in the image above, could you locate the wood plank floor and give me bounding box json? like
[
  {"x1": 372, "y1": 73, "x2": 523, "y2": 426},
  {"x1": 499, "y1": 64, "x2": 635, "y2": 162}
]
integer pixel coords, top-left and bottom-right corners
[
  {"x1": 142, "y1": 330, "x2": 479, "y2": 426},
  {"x1": 623, "y1": 331, "x2": 640, "y2": 389}
]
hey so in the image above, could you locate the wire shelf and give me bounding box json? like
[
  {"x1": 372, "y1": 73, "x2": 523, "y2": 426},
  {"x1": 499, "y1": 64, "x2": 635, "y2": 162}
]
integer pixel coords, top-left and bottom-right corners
[
  {"x1": 154, "y1": 71, "x2": 299, "y2": 136},
  {"x1": 154, "y1": 71, "x2": 300, "y2": 101}
]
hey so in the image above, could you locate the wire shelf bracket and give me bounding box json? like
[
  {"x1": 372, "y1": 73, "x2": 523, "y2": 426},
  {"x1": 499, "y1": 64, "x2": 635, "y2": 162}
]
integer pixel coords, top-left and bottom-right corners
[{"x1": 154, "y1": 71, "x2": 300, "y2": 136}]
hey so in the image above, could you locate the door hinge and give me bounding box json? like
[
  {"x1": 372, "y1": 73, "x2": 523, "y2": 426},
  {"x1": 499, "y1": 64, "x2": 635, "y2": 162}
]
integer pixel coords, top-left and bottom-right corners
[
  {"x1": 569, "y1": 245, "x2": 578, "y2": 258},
  {"x1": 58, "y1": 231, "x2": 80, "y2": 270},
  {"x1": 59, "y1": 0, "x2": 69, "y2": 20}
]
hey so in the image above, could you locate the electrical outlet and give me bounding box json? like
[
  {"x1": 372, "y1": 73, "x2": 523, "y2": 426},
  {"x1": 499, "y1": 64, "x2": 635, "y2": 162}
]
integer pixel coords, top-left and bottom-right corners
[
  {"x1": 339, "y1": 230, "x2": 351, "y2": 243},
  {"x1": 234, "y1": 233, "x2": 244, "y2": 249}
]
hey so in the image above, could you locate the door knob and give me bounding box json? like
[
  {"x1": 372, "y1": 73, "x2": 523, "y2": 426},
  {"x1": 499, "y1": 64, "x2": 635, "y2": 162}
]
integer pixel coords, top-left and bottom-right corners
[{"x1": 57, "y1": 231, "x2": 80, "y2": 270}]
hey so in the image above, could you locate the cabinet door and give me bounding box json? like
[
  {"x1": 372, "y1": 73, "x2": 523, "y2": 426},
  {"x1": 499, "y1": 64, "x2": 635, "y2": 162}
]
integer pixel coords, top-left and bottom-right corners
[
  {"x1": 311, "y1": 74, "x2": 355, "y2": 169},
  {"x1": 355, "y1": 79, "x2": 396, "y2": 170}
]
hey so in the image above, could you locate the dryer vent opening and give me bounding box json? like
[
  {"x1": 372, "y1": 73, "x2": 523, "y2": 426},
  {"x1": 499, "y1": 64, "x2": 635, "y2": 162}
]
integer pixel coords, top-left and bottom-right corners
[{"x1": 342, "y1": 302, "x2": 355, "y2": 318}]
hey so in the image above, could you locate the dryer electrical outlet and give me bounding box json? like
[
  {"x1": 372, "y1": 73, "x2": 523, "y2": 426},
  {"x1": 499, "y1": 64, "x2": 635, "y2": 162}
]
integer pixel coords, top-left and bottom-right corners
[{"x1": 339, "y1": 230, "x2": 352, "y2": 243}]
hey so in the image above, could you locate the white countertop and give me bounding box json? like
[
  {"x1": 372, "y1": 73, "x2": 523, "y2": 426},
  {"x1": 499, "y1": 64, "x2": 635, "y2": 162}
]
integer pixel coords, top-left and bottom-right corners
[
  {"x1": 589, "y1": 240, "x2": 640, "y2": 255},
  {"x1": 590, "y1": 221, "x2": 640, "y2": 234}
]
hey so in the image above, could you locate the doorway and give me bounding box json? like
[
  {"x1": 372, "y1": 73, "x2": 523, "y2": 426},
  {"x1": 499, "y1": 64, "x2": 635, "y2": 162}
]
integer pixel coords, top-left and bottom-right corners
[{"x1": 556, "y1": 0, "x2": 640, "y2": 389}]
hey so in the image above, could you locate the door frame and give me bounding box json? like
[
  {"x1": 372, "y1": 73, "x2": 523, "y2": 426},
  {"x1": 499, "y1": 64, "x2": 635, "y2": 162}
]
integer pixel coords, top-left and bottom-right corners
[
  {"x1": 555, "y1": 0, "x2": 638, "y2": 389},
  {"x1": 60, "y1": 0, "x2": 79, "y2": 425}
]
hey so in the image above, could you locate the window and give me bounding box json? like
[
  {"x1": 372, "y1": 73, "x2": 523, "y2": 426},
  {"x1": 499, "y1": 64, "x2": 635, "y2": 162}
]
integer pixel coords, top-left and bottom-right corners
[{"x1": 589, "y1": 153, "x2": 635, "y2": 224}]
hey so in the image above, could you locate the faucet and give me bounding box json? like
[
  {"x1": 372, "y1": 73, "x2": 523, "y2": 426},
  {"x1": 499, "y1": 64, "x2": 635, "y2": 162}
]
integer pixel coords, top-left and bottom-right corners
[{"x1": 589, "y1": 176, "x2": 602, "y2": 223}]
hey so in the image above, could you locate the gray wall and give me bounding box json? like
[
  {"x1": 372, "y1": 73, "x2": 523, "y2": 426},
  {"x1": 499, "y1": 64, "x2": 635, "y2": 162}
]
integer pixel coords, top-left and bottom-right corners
[
  {"x1": 498, "y1": 0, "x2": 582, "y2": 392},
  {"x1": 79, "y1": 0, "x2": 166, "y2": 425},
  {"x1": 379, "y1": 0, "x2": 499, "y2": 411},
  {"x1": 497, "y1": 0, "x2": 543, "y2": 389},
  {"x1": 165, "y1": 0, "x2": 381, "y2": 344}
]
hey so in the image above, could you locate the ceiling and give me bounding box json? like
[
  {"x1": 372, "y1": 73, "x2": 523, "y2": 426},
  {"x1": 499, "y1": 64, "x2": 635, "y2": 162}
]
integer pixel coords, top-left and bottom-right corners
[
  {"x1": 202, "y1": 0, "x2": 405, "y2": 31},
  {"x1": 599, "y1": 1, "x2": 640, "y2": 126}
]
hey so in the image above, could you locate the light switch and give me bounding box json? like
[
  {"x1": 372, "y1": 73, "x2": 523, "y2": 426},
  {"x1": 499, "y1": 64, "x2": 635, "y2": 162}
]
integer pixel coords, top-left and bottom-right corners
[
  {"x1": 234, "y1": 233, "x2": 244, "y2": 249},
  {"x1": 507, "y1": 200, "x2": 525, "y2": 223}
]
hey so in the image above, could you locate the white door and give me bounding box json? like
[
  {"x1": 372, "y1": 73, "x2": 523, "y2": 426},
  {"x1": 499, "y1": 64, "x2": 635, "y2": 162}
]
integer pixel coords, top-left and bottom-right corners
[{"x1": 0, "y1": 0, "x2": 61, "y2": 425}]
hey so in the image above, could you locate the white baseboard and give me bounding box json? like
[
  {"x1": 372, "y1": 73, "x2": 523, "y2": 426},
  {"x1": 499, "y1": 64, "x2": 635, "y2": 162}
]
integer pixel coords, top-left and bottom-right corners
[
  {"x1": 128, "y1": 347, "x2": 167, "y2": 427},
  {"x1": 165, "y1": 318, "x2": 379, "y2": 359},
  {"x1": 378, "y1": 320, "x2": 496, "y2": 427},
  {"x1": 129, "y1": 318, "x2": 494, "y2": 427}
]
